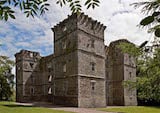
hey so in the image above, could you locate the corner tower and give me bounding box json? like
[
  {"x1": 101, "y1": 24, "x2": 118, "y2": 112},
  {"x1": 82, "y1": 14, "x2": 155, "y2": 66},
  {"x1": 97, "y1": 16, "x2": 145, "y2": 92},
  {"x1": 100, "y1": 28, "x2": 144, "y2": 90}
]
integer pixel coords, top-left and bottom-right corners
[
  {"x1": 106, "y1": 39, "x2": 137, "y2": 106},
  {"x1": 15, "y1": 50, "x2": 41, "y2": 102},
  {"x1": 52, "y1": 13, "x2": 106, "y2": 107}
]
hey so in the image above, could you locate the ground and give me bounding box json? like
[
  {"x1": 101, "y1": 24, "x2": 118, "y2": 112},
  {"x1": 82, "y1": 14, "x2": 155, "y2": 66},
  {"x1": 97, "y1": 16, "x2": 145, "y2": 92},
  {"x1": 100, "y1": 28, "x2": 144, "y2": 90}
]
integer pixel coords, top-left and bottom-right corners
[
  {"x1": 1, "y1": 101, "x2": 160, "y2": 113},
  {"x1": 0, "y1": 101, "x2": 74, "y2": 113},
  {"x1": 0, "y1": 101, "x2": 113, "y2": 113}
]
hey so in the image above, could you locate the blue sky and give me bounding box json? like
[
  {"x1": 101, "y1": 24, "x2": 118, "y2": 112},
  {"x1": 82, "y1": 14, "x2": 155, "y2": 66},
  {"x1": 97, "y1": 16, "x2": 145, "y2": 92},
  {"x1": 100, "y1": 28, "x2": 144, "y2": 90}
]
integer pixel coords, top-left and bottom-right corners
[{"x1": 0, "y1": 0, "x2": 152, "y2": 60}]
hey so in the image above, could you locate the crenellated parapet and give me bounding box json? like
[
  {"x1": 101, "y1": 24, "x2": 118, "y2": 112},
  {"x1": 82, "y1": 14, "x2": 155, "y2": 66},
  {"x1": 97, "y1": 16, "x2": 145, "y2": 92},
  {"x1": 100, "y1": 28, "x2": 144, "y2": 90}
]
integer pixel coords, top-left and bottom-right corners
[
  {"x1": 51, "y1": 14, "x2": 77, "y2": 41},
  {"x1": 15, "y1": 50, "x2": 41, "y2": 62},
  {"x1": 52, "y1": 13, "x2": 106, "y2": 41},
  {"x1": 77, "y1": 13, "x2": 106, "y2": 39}
]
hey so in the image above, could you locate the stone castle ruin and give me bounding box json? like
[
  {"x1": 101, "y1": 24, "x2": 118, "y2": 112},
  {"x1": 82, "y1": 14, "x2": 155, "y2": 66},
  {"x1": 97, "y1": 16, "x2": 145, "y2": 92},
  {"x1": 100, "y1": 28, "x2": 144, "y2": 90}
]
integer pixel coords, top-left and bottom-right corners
[{"x1": 15, "y1": 13, "x2": 137, "y2": 107}]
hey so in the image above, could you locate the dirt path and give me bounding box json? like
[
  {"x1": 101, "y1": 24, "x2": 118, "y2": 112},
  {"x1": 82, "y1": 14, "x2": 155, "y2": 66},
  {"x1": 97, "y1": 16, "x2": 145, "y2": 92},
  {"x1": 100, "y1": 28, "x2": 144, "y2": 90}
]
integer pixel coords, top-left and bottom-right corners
[{"x1": 52, "y1": 107, "x2": 116, "y2": 113}]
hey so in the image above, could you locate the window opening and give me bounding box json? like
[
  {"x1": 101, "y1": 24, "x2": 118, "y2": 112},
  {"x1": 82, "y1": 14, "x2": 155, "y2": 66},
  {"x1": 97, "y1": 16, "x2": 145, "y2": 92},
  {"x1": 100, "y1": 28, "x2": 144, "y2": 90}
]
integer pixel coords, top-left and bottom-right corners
[
  {"x1": 91, "y1": 62, "x2": 95, "y2": 71},
  {"x1": 91, "y1": 80, "x2": 96, "y2": 90},
  {"x1": 48, "y1": 75, "x2": 52, "y2": 82},
  {"x1": 30, "y1": 53, "x2": 33, "y2": 57},
  {"x1": 30, "y1": 87, "x2": 34, "y2": 95},
  {"x1": 91, "y1": 40, "x2": 95, "y2": 48},
  {"x1": 63, "y1": 63, "x2": 66, "y2": 72},
  {"x1": 30, "y1": 63, "x2": 34, "y2": 68},
  {"x1": 129, "y1": 72, "x2": 132, "y2": 78},
  {"x1": 48, "y1": 87, "x2": 52, "y2": 94}
]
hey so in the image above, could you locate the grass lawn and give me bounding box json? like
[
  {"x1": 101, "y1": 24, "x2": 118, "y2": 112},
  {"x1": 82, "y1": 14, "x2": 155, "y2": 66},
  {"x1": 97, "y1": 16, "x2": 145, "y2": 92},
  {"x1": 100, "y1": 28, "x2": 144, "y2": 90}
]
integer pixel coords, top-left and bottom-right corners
[
  {"x1": 0, "y1": 101, "x2": 74, "y2": 113},
  {"x1": 99, "y1": 106, "x2": 160, "y2": 113}
]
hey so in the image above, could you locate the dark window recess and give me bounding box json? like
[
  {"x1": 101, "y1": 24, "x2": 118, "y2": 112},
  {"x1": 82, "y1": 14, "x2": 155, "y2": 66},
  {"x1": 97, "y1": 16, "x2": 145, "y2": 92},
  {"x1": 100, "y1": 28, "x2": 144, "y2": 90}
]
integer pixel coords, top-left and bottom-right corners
[
  {"x1": 30, "y1": 63, "x2": 34, "y2": 68},
  {"x1": 91, "y1": 80, "x2": 96, "y2": 90},
  {"x1": 68, "y1": 60, "x2": 71, "y2": 63},
  {"x1": 129, "y1": 72, "x2": 132, "y2": 78},
  {"x1": 31, "y1": 87, "x2": 34, "y2": 95},
  {"x1": 87, "y1": 43, "x2": 90, "y2": 48},
  {"x1": 91, "y1": 40, "x2": 95, "y2": 48},
  {"x1": 92, "y1": 84, "x2": 95, "y2": 90},
  {"x1": 48, "y1": 68, "x2": 52, "y2": 72},
  {"x1": 130, "y1": 96, "x2": 132, "y2": 100},
  {"x1": 91, "y1": 62, "x2": 95, "y2": 71}
]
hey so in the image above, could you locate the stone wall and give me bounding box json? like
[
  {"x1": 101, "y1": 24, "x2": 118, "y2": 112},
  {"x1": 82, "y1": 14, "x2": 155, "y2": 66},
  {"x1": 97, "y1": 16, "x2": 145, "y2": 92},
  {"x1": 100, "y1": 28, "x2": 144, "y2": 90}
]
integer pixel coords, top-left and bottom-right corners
[
  {"x1": 39, "y1": 55, "x2": 54, "y2": 102},
  {"x1": 76, "y1": 13, "x2": 106, "y2": 107},
  {"x1": 123, "y1": 53, "x2": 137, "y2": 106},
  {"x1": 106, "y1": 39, "x2": 137, "y2": 106},
  {"x1": 15, "y1": 50, "x2": 54, "y2": 102},
  {"x1": 52, "y1": 14, "x2": 79, "y2": 106},
  {"x1": 15, "y1": 50, "x2": 42, "y2": 102},
  {"x1": 78, "y1": 77, "x2": 106, "y2": 107}
]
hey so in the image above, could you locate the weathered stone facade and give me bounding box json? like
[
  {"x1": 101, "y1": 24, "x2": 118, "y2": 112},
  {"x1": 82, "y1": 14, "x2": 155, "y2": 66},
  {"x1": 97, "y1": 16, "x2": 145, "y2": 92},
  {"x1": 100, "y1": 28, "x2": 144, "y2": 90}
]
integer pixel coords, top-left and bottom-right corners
[
  {"x1": 105, "y1": 40, "x2": 137, "y2": 106},
  {"x1": 15, "y1": 13, "x2": 137, "y2": 107}
]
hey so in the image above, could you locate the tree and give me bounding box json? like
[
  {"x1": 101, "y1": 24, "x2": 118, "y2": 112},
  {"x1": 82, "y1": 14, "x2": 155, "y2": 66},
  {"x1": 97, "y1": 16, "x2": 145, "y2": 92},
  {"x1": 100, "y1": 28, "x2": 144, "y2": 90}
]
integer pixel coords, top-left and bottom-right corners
[
  {"x1": 133, "y1": 0, "x2": 160, "y2": 37},
  {"x1": 0, "y1": 0, "x2": 100, "y2": 21},
  {"x1": 0, "y1": 56, "x2": 14, "y2": 101},
  {"x1": 136, "y1": 48, "x2": 160, "y2": 104},
  {"x1": 119, "y1": 41, "x2": 160, "y2": 105}
]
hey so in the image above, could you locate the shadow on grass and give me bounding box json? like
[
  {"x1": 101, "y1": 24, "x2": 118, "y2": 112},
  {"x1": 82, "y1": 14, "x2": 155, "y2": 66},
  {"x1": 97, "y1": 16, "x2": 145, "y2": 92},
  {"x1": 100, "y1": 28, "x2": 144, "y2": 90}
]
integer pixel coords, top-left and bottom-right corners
[
  {"x1": 2, "y1": 102, "x2": 82, "y2": 109},
  {"x1": 3, "y1": 104, "x2": 34, "y2": 108},
  {"x1": 145, "y1": 106, "x2": 160, "y2": 109}
]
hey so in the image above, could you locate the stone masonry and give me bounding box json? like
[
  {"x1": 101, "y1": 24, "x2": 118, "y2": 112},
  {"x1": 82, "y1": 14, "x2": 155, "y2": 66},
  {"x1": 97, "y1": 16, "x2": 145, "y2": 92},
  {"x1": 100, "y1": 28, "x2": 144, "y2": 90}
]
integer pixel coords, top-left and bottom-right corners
[
  {"x1": 106, "y1": 40, "x2": 137, "y2": 106},
  {"x1": 15, "y1": 13, "x2": 137, "y2": 107}
]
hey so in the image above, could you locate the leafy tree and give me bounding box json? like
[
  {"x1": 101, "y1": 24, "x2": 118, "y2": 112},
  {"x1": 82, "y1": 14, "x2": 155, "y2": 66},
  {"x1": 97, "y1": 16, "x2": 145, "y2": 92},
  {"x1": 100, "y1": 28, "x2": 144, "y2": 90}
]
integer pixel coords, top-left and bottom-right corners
[
  {"x1": 119, "y1": 41, "x2": 160, "y2": 104},
  {"x1": 0, "y1": 0, "x2": 100, "y2": 21},
  {"x1": 118, "y1": 42, "x2": 142, "y2": 57},
  {"x1": 133, "y1": 0, "x2": 160, "y2": 37},
  {"x1": 0, "y1": 56, "x2": 14, "y2": 101},
  {"x1": 137, "y1": 48, "x2": 160, "y2": 103}
]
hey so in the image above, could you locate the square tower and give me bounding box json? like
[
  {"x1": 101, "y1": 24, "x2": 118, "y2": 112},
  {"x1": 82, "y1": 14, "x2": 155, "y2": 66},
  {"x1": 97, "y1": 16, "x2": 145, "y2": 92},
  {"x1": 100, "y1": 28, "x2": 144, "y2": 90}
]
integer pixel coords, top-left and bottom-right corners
[
  {"x1": 106, "y1": 39, "x2": 137, "y2": 106},
  {"x1": 52, "y1": 13, "x2": 106, "y2": 107},
  {"x1": 15, "y1": 50, "x2": 41, "y2": 102}
]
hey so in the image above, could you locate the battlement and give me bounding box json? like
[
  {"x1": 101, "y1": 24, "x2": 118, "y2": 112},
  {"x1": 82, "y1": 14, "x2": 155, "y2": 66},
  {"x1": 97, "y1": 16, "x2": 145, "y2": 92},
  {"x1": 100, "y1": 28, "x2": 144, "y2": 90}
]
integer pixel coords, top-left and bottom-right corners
[
  {"x1": 52, "y1": 13, "x2": 106, "y2": 40},
  {"x1": 77, "y1": 13, "x2": 106, "y2": 36},
  {"x1": 15, "y1": 50, "x2": 41, "y2": 61}
]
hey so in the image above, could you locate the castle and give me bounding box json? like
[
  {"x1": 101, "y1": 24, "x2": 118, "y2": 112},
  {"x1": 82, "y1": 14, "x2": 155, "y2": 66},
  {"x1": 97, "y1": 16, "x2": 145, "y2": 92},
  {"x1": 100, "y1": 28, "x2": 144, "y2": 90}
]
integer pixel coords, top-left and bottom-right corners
[{"x1": 15, "y1": 13, "x2": 137, "y2": 107}]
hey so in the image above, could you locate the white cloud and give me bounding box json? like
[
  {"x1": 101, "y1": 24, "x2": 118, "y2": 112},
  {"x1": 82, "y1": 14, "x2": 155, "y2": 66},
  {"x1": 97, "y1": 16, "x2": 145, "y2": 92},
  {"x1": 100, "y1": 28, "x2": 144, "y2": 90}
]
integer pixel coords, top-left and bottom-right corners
[
  {"x1": 83, "y1": 0, "x2": 151, "y2": 45},
  {"x1": 11, "y1": 66, "x2": 15, "y2": 75},
  {"x1": 0, "y1": 0, "x2": 152, "y2": 59}
]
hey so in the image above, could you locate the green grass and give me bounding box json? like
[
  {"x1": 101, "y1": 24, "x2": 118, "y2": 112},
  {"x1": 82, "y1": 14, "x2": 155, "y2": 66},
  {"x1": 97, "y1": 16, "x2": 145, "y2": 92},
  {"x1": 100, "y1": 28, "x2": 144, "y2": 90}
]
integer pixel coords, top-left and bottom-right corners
[
  {"x1": 0, "y1": 101, "x2": 74, "y2": 113},
  {"x1": 99, "y1": 106, "x2": 160, "y2": 113}
]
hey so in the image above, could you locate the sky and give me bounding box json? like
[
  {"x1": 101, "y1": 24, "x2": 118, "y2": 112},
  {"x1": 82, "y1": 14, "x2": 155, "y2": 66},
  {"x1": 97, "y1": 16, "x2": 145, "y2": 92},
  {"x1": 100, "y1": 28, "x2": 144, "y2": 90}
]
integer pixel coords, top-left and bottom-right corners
[{"x1": 0, "y1": 0, "x2": 152, "y2": 60}]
